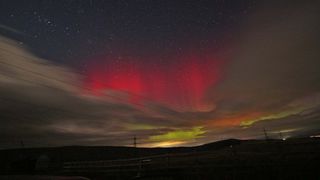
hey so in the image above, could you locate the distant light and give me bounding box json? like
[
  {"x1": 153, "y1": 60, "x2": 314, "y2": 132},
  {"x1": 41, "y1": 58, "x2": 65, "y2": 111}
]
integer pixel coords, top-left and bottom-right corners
[
  {"x1": 310, "y1": 135, "x2": 320, "y2": 138},
  {"x1": 282, "y1": 138, "x2": 286, "y2": 141}
]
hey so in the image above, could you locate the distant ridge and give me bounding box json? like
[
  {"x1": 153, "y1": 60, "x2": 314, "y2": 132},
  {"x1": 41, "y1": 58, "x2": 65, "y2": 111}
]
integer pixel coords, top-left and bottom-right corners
[{"x1": 198, "y1": 139, "x2": 241, "y2": 150}]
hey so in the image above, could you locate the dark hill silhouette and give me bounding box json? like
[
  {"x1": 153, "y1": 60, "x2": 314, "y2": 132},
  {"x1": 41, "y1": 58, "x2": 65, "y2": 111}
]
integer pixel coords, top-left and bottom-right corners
[
  {"x1": 197, "y1": 138, "x2": 241, "y2": 150},
  {"x1": 1, "y1": 138, "x2": 320, "y2": 179}
]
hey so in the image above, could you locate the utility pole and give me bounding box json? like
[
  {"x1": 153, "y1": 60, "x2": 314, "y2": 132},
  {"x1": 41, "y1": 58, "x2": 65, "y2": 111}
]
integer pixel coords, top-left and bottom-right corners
[
  {"x1": 263, "y1": 128, "x2": 269, "y2": 140},
  {"x1": 279, "y1": 131, "x2": 283, "y2": 140},
  {"x1": 133, "y1": 135, "x2": 137, "y2": 148},
  {"x1": 20, "y1": 140, "x2": 25, "y2": 148}
]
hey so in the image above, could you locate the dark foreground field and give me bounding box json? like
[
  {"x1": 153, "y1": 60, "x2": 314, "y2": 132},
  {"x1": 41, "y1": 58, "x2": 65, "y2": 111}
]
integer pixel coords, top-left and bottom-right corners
[{"x1": 0, "y1": 138, "x2": 320, "y2": 180}]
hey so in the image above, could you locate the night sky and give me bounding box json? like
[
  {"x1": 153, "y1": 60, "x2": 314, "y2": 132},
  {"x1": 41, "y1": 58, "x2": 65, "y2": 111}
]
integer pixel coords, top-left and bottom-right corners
[{"x1": 0, "y1": 0, "x2": 320, "y2": 148}]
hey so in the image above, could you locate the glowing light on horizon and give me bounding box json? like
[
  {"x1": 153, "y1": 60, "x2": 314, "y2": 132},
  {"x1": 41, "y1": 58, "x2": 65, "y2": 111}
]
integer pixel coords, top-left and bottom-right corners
[
  {"x1": 149, "y1": 126, "x2": 206, "y2": 142},
  {"x1": 142, "y1": 141, "x2": 187, "y2": 148}
]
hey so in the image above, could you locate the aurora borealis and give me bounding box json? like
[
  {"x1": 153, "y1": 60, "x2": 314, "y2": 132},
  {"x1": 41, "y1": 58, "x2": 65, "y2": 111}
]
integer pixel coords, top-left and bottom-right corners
[
  {"x1": 84, "y1": 51, "x2": 224, "y2": 111},
  {"x1": 0, "y1": 0, "x2": 320, "y2": 148}
]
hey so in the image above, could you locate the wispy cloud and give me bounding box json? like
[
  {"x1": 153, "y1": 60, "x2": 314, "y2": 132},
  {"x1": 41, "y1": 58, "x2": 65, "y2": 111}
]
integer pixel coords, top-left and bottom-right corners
[{"x1": 1, "y1": 0, "x2": 320, "y2": 148}]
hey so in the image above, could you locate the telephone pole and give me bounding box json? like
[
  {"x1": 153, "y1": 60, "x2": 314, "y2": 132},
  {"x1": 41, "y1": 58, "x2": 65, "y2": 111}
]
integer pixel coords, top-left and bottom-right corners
[
  {"x1": 133, "y1": 135, "x2": 137, "y2": 148},
  {"x1": 263, "y1": 128, "x2": 269, "y2": 140},
  {"x1": 20, "y1": 140, "x2": 25, "y2": 148}
]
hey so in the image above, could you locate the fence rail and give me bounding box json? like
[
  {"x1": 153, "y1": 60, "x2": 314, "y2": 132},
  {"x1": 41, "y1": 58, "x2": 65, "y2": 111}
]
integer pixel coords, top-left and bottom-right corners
[{"x1": 62, "y1": 149, "x2": 320, "y2": 173}]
